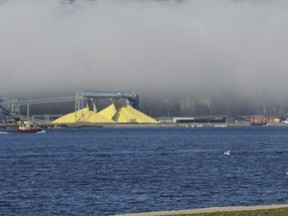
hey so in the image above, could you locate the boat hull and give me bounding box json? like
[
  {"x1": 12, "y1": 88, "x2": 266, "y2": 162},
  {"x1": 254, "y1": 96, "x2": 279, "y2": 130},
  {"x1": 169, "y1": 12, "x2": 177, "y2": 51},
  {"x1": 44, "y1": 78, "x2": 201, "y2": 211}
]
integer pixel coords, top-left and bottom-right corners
[{"x1": 18, "y1": 128, "x2": 42, "y2": 133}]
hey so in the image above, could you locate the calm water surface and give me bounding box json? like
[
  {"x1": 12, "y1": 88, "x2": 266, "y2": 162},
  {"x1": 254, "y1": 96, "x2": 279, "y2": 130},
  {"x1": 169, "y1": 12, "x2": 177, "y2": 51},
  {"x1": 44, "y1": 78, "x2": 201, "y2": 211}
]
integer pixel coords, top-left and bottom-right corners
[{"x1": 1, "y1": 127, "x2": 288, "y2": 215}]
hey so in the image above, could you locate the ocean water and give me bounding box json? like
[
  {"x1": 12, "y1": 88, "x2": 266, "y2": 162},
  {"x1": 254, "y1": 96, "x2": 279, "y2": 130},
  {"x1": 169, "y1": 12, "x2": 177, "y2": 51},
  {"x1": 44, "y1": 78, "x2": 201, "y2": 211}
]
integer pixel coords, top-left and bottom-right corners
[{"x1": 1, "y1": 126, "x2": 288, "y2": 215}]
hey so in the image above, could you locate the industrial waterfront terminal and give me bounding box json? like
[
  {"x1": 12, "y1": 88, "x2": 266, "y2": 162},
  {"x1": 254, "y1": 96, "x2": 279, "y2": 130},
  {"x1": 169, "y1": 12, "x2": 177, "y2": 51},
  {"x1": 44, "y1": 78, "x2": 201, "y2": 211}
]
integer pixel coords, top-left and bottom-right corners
[
  {"x1": 0, "y1": 90, "x2": 286, "y2": 129},
  {"x1": 0, "y1": 91, "x2": 156, "y2": 128}
]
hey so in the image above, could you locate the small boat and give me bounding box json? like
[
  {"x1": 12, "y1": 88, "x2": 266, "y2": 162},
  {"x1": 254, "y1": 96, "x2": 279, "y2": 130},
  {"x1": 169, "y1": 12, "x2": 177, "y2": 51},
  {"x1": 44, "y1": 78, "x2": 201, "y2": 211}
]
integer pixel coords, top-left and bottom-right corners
[{"x1": 18, "y1": 122, "x2": 42, "y2": 133}]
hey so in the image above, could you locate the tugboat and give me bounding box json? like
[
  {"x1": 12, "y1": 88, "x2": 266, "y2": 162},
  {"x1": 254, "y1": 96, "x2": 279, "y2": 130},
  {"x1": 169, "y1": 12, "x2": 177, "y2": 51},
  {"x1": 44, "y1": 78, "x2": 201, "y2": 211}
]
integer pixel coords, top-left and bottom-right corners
[{"x1": 18, "y1": 121, "x2": 42, "y2": 133}]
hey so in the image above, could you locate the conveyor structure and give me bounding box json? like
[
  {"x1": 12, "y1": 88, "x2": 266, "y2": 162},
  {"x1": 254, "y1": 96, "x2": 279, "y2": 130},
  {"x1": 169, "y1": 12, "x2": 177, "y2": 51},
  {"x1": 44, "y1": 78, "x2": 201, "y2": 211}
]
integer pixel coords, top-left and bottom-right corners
[
  {"x1": 0, "y1": 91, "x2": 139, "y2": 122},
  {"x1": 75, "y1": 91, "x2": 139, "y2": 110}
]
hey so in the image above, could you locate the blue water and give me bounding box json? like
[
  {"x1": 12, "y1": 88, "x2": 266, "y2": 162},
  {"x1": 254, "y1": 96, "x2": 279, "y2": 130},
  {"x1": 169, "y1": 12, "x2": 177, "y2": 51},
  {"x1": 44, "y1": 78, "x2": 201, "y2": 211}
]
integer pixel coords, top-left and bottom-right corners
[{"x1": 1, "y1": 127, "x2": 288, "y2": 215}]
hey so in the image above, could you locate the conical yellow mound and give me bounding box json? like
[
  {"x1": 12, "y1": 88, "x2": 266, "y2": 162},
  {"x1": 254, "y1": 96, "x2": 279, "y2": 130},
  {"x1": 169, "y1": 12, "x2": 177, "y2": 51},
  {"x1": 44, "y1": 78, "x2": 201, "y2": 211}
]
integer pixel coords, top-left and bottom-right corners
[
  {"x1": 123, "y1": 105, "x2": 158, "y2": 123},
  {"x1": 52, "y1": 107, "x2": 114, "y2": 124},
  {"x1": 97, "y1": 103, "x2": 117, "y2": 121},
  {"x1": 98, "y1": 103, "x2": 158, "y2": 124}
]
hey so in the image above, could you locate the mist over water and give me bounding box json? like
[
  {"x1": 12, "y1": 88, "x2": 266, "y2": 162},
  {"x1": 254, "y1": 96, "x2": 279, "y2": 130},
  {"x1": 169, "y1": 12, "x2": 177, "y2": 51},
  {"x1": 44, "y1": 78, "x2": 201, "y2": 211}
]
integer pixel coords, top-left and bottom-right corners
[{"x1": 0, "y1": 0, "x2": 288, "y2": 104}]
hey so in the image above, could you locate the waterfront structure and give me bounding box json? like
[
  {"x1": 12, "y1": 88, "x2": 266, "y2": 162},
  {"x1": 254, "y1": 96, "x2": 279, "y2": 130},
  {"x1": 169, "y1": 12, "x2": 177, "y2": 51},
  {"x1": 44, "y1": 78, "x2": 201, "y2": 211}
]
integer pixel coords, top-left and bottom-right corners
[
  {"x1": 0, "y1": 91, "x2": 139, "y2": 123},
  {"x1": 250, "y1": 115, "x2": 266, "y2": 126}
]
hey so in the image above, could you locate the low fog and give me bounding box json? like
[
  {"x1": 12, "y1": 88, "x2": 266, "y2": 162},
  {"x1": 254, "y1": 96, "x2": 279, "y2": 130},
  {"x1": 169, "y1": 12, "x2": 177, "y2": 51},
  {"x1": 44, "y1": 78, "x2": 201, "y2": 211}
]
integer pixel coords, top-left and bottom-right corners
[{"x1": 1, "y1": 0, "x2": 288, "y2": 106}]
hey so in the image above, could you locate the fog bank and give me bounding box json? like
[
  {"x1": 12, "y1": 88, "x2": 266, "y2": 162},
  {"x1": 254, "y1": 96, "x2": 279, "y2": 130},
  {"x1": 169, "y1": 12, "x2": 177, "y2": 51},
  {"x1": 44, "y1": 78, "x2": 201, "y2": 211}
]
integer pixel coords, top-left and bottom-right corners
[{"x1": 0, "y1": 0, "x2": 288, "y2": 104}]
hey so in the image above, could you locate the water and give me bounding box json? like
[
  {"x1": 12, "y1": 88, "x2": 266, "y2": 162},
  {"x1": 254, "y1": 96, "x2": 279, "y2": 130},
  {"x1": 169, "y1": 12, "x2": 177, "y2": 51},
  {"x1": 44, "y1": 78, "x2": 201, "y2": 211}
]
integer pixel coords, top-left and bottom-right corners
[{"x1": 1, "y1": 126, "x2": 288, "y2": 215}]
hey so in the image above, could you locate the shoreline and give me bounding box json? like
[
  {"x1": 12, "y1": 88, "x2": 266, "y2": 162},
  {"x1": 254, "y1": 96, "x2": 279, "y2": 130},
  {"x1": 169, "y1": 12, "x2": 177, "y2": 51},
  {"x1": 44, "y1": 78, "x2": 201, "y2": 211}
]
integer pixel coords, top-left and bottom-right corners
[
  {"x1": 1, "y1": 122, "x2": 288, "y2": 129},
  {"x1": 41, "y1": 122, "x2": 288, "y2": 128},
  {"x1": 113, "y1": 204, "x2": 288, "y2": 216}
]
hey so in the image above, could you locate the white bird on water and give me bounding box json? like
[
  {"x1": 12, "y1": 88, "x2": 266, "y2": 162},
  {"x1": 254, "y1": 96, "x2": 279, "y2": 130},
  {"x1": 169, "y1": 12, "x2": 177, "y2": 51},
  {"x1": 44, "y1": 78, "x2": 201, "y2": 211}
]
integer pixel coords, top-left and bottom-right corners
[{"x1": 224, "y1": 150, "x2": 231, "y2": 156}]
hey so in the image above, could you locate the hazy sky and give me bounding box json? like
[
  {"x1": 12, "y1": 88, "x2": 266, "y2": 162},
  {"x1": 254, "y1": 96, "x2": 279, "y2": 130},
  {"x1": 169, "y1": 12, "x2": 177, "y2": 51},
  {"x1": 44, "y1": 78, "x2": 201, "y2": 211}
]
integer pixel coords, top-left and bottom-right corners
[{"x1": 0, "y1": 0, "x2": 288, "y2": 101}]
